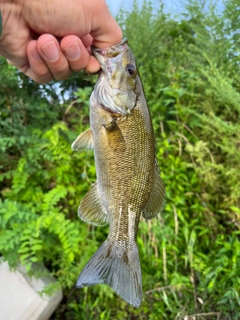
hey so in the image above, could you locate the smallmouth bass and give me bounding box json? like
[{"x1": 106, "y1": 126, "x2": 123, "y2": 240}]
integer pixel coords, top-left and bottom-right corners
[{"x1": 72, "y1": 38, "x2": 165, "y2": 307}]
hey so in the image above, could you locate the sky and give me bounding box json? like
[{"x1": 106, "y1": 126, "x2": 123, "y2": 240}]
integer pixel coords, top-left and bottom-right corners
[
  {"x1": 106, "y1": 0, "x2": 187, "y2": 17},
  {"x1": 106, "y1": 0, "x2": 224, "y2": 18}
]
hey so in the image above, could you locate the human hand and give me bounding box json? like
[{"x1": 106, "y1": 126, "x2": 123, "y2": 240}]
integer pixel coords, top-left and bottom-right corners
[{"x1": 0, "y1": 0, "x2": 122, "y2": 83}]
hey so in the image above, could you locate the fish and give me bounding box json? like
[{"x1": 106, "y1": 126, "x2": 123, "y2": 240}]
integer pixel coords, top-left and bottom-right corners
[{"x1": 71, "y1": 38, "x2": 165, "y2": 307}]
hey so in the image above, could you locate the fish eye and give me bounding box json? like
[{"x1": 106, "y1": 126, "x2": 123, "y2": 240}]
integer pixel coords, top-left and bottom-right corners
[{"x1": 126, "y1": 64, "x2": 135, "y2": 76}]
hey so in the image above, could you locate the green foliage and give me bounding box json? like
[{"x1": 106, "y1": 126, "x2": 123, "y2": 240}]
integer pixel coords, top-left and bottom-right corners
[{"x1": 0, "y1": 0, "x2": 239, "y2": 319}]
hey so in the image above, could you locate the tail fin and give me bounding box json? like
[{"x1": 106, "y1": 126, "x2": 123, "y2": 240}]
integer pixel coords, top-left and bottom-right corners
[{"x1": 76, "y1": 239, "x2": 142, "y2": 307}]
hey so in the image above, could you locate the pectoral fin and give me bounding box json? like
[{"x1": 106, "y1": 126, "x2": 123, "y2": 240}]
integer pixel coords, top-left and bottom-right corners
[
  {"x1": 102, "y1": 119, "x2": 116, "y2": 131},
  {"x1": 71, "y1": 128, "x2": 93, "y2": 151},
  {"x1": 142, "y1": 163, "x2": 165, "y2": 220},
  {"x1": 78, "y1": 182, "x2": 109, "y2": 226}
]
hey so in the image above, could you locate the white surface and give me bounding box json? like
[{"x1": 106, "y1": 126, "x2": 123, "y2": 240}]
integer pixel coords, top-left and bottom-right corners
[{"x1": 0, "y1": 261, "x2": 62, "y2": 320}]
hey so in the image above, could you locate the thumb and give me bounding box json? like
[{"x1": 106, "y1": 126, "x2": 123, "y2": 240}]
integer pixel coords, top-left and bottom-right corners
[{"x1": 87, "y1": 2, "x2": 122, "y2": 48}]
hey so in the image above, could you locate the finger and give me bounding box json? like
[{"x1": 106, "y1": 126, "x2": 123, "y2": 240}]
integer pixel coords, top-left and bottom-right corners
[
  {"x1": 25, "y1": 40, "x2": 53, "y2": 83},
  {"x1": 7, "y1": 59, "x2": 29, "y2": 73},
  {"x1": 84, "y1": 55, "x2": 101, "y2": 74},
  {"x1": 37, "y1": 34, "x2": 72, "y2": 81},
  {"x1": 60, "y1": 35, "x2": 95, "y2": 72},
  {"x1": 88, "y1": 2, "x2": 123, "y2": 48},
  {"x1": 79, "y1": 34, "x2": 101, "y2": 73},
  {"x1": 81, "y1": 34, "x2": 94, "y2": 54}
]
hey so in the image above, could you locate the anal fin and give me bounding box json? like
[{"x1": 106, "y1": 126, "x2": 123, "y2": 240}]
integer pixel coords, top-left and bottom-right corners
[
  {"x1": 78, "y1": 182, "x2": 109, "y2": 226},
  {"x1": 142, "y1": 163, "x2": 165, "y2": 220},
  {"x1": 71, "y1": 128, "x2": 93, "y2": 151}
]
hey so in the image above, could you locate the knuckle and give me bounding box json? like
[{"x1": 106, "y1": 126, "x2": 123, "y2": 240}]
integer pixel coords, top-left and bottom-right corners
[
  {"x1": 68, "y1": 59, "x2": 88, "y2": 72},
  {"x1": 32, "y1": 72, "x2": 53, "y2": 83},
  {"x1": 35, "y1": 68, "x2": 51, "y2": 78},
  {"x1": 53, "y1": 70, "x2": 72, "y2": 81}
]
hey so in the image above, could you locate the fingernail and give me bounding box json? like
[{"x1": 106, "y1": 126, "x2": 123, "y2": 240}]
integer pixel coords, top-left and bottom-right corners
[
  {"x1": 63, "y1": 42, "x2": 81, "y2": 60},
  {"x1": 31, "y1": 48, "x2": 43, "y2": 62},
  {"x1": 41, "y1": 41, "x2": 59, "y2": 61}
]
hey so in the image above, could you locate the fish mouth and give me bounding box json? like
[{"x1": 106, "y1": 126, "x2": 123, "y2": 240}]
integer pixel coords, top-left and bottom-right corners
[
  {"x1": 92, "y1": 38, "x2": 128, "y2": 55},
  {"x1": 91, "y1": 38, "x2": 129, "y2": 68}
]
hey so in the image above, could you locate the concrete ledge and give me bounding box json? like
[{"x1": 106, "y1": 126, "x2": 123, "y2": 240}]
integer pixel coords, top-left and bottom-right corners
[{"x1": 0, "y1": 261, "x2": 62, "y2": 320}]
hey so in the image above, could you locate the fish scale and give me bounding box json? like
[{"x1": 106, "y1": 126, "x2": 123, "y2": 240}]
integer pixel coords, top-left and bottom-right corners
[{"x1": 71, "y1": 39, "x2": 165, "y2": 307}]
